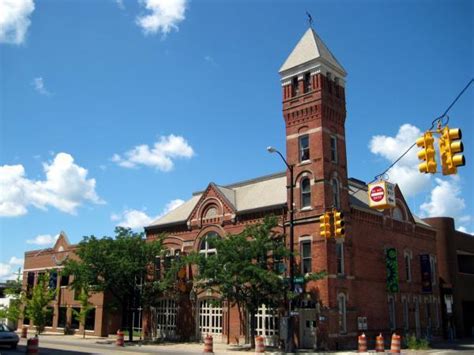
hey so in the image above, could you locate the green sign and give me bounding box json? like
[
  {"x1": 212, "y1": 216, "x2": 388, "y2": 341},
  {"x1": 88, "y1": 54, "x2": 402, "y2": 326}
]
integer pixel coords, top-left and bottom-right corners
[
  {"x1": 294, "y1": 276, "x2": 304, "y2": 283},
  {"x1": 385, "y1": 248, "x2": 399, "y2": 293}
]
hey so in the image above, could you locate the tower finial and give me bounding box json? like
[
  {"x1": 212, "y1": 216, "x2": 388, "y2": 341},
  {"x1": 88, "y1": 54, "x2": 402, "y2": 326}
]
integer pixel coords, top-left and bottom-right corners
[{"x1": 306, "y1": 11, "x2": 313, "y2": 28}]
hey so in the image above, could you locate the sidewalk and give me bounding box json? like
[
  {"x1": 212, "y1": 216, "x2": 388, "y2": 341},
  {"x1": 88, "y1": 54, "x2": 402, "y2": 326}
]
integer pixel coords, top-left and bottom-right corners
[{"x1": 16, "y1": 331, "x2": 474, "y2": 354}]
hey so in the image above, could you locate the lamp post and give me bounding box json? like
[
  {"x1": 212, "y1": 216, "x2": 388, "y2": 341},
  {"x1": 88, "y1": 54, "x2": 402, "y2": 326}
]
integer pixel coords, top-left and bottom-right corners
[{"x1": 267, "y1": 146, "x2": 295, "y2": 353}]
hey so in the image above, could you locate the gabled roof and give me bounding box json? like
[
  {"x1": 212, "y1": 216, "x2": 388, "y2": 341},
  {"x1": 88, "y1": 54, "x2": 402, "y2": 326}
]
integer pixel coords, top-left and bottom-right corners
[
  {"x1": 146, "y1": 172, "x2": 287, "y2": 228},
  {"x1": 279, "y1": 28, "x2": 346, "y2": 76},
  {"x1": 146, "y1": 173, "x2": 431, "y2": 229},
  {"x1": 148, "y1": 194, "x2": 202, "y2": 227}
]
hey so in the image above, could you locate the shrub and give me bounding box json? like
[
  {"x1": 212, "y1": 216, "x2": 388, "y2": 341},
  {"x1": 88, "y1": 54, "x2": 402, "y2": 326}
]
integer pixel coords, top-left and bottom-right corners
[{"x1": 407, "y1": 334, "x2": 430, "y2": 350}]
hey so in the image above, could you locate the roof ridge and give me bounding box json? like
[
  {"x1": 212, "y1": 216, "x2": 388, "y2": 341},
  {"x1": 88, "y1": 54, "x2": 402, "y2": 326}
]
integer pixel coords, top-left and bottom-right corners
[{"x1": 193, "y1": 171, "x2": 286, "y2": 195}]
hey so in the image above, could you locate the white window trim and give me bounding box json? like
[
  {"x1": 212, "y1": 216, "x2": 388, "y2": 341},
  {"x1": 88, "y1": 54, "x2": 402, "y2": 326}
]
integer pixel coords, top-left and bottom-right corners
[
  {"x1": 299, "y1": 134, "x2": 310, "y2": 162},
  {"x1": 404, "y1": 250, "x2": 412, "y2": 283},
  {"x1": 300, "y1": 177, "x2": 311, "y2": 209},
  {"x1": 337, "y1": 293, "x2": 347, "y2": 334},
  {"x1": 300, "y1": 240, "x2": 312, "y2": 274},
  {"x1": 199, "y1": 232, "x2": 218, "y2": 258}
]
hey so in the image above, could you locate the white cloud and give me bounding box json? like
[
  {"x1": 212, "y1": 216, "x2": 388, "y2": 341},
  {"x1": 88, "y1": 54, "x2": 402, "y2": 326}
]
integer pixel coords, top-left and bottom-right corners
[
  {"x1": 32, "y1": 77, "x2": 51, "y2": 96},
  {"x1": 370, "y1": 124, "x2": 472, "y2": 232},
  {"x1": 9, "y1": 256, "x2": 24, "y2": 265},
  {"x1": 136, "y1": 0, "x2": 187, "y2": 36},
  {"x1": 0, "y1": 153, "x2": 104, "y2": 217},
  {"x1": 0, "y1": 256, "x2": 23, "y2": 281},
  {"x1": 0, "y1": 263, "x2": 13, "y2": 280},
  {"x1": 112, "y1": 198, "x2": 185, "y2": 229},
  {"x1": 0, "y1": 0, "x2": 35, "y2": 45},
  {"x1": 369, "y1": 123, "x2": 431, "y2": 197},
  {"x1": 420, "y1": 177, "x2": 467, "y2": 218},
  {"x1": 457, "y1": 226, "x2": 473, "y2": 235},
  {"x1": 112, "y1": 134, "x2": 194, "y2": 171},
  {"x1": 26, "y1": 234, "x2": 59, "y2": 246},
  {"x1": 115, "y1": 0, "x2": 125, "y2": 10}
]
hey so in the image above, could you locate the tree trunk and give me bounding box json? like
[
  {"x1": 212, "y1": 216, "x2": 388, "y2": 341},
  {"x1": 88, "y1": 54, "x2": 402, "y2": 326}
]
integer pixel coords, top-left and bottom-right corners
[
  {"x1": 127, "y1": 298, "x2": 133, "y2": 342},
  {"x1": 250, "y1": 310, "x2": 256, "y2": 349}
]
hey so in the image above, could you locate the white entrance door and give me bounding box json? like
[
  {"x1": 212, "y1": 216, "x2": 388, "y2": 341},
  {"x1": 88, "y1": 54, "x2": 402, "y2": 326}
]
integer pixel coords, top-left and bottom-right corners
[
  {"x1": 198, "y1": 299, "x2": 222, "y2": 341},
  {"x1": 299, "y1": 309, "x2": 317, "y2": 349}
]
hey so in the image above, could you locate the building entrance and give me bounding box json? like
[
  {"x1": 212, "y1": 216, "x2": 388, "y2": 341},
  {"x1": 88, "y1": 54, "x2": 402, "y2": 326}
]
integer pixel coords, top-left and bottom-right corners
[{"x1": 299, "y1": 309, "x2": 317, "y2": 349}]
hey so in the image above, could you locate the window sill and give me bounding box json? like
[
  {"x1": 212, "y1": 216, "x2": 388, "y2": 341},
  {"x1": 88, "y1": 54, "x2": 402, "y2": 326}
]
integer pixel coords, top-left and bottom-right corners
[
  {"x1": 300, "y1": 207, "x2": 312, "y2": 212},
  {"x1": 298, "y1": 160, "x2": 311, "y2": 166}
]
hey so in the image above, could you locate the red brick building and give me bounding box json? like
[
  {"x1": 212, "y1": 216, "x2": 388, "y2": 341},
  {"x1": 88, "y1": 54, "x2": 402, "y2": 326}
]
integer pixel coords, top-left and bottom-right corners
[
  {"x1": 144, "y1": 28, "x2": 442, "y2": 349},
  {"x1": 424, "y1": 217, "x2": 474, "y2": 339},
  {"x1": 19, "y1": 232, "x2": 121, "y2": 337}
]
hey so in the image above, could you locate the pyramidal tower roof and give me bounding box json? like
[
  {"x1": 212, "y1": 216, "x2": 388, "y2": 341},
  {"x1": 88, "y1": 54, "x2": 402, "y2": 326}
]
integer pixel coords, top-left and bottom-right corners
[{"x1": 279, "y1": 28, "x2": 346, "y2": 77}]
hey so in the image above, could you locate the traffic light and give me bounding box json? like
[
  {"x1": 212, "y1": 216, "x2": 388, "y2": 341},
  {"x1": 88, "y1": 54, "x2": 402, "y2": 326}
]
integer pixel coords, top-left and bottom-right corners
[
  {"x1": 416, "y1": 132, "x2": 437, "y2": 174},
  {"x1": 319, "y1": 212, "x2": 332, "y2": 238},
  {"x1": 439, "y1": 126, "x2": 465, "y2": 175},
  {"x1": 333, "y1": 210, "x2": 345, "y2": 238}
]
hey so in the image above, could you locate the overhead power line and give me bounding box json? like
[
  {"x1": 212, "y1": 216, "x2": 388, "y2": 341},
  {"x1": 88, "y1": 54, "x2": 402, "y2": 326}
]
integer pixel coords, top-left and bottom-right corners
[
  {"x1": 372, "y1": 78, "x2": 473, "y2": 183},
  {"x1": 349, "y1": 78, "x2": 473, "y2": 196}
]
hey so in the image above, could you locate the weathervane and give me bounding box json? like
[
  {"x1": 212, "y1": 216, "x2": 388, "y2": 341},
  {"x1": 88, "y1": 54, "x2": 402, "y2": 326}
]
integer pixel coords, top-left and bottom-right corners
[{"x1": 306, "y1": 11, "x2": 313, "y2": 28}]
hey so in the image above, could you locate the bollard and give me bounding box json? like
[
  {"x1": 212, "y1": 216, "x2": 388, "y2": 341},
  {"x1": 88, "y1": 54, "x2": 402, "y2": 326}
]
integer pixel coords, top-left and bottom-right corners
[
  {"x1": 203, "y1": 334, "x2": 214, "y2": 354},
  {"x1": 255, "y1": 335, "x2": 265, "y2": 353},
  {"x1": 358, "y1": 332, "x2": 367, "y2": 352},
  {"x1": 116, "y1": 329, "x2": 124, "y2": 347},
  {"x1": 26, "y1": 336, "x2": 39, "y2": 355},
  {"x1": 390, "y1": 333, "x2": 401, "y2": 353},
  {"x1": 21, "y1": 326, "x2": 28, "y2": 338},
  {"x1": 375, "y1": 333, "x2": 385, "y2": 352}
]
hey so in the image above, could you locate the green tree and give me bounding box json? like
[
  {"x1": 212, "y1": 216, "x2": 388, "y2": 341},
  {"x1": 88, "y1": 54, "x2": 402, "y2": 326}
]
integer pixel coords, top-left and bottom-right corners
[
  {"x1": 0, "y1": 269, "x2": 23, "y2": 327},
  {"x1": 63, "y1": 227, "x2": 165, "y2": 342},
  {"x1": 72, "y1": 288, "x2": 94, "y2": 338},
  {"x1": 188, "y1": 216, "x2": 299, "y2": 348},
  {"x1": 22, "y1": 273, "x2": 56, "y2": 335},
  {"x1": 190, "y1": 216, "x2": 326, "y2": 348}
]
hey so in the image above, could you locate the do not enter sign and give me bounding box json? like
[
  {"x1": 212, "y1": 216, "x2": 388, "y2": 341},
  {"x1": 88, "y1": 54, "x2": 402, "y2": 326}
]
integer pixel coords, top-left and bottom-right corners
[
  {"x1": 367, "y1": 180, "x2": 396, "y2": 210},
  {"x1": 370, "y1": 186, "x2": 385, "y2": 202}
]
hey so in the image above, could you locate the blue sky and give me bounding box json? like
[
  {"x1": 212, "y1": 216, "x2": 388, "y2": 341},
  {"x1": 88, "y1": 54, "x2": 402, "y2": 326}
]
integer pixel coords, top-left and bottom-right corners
[{"x1": 1, "y1": 0, "x2": 473, "y2": 280}]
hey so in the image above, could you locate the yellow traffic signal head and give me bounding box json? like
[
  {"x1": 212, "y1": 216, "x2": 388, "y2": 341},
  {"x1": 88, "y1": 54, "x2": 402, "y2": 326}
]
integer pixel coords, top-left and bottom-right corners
[
  {"x1": 416, "y1": 132, "x2": 437, "y2": 174},
  {"x1": 319, "y1": 212, "x2": 331, "y2": 238},
  {"x1": 439, "y1": 126, "x2": 465, "y2": 175},
  {"x1": 333, "y1": 210, "x2": 345, "y2": 238}
]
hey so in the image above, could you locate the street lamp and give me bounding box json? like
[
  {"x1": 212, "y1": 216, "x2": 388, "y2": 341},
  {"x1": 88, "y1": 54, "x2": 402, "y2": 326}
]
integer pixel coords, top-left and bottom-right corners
[{"x1": 267, "y1": 146, "x2": 295, "y2": 353}]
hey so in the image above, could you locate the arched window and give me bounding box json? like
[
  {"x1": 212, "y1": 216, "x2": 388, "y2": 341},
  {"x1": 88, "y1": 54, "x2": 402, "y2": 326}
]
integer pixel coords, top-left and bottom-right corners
[
  {"x1": 301, "y1": 178, "x2": 311, "y2": 208},
  {"x1": 337, "y1": 293, "x2": 347, "y2": 333},
  {"x1": 392, "y1": 207, "x2": 404, "y2": 221},
  {"x1": 204, "y1": 206, "x2": 218, "y2": 219},
  {"x1": 199, "y1": 232, "x2": 219, "y2": 258},
  {"x1": 332, "y1": 178, "x2": 340, "y2": 208}
]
